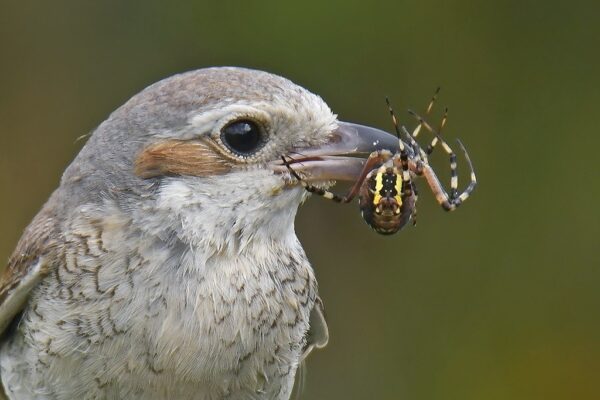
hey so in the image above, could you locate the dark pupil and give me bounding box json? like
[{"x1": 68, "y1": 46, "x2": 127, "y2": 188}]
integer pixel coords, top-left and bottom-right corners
[{"x1": 221, "y1": 120, "x2": 261, "y2": 155}]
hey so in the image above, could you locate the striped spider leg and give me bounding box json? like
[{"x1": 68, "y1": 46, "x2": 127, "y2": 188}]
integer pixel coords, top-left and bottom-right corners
[
  {"x1": 406, "y1": 109, "x2": 477, "y2": 211},
  {"x1": 388, "y1": 89, "x2": 477, "y2": 211},
  {"x1": 406, "y1": 87, "x2": 442, "y2": 164}
]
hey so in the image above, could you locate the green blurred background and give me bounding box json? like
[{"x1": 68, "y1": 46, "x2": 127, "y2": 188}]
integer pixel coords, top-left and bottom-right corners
[{"x1": 1, "y1": 1, "x2": 599, "y2": 399}]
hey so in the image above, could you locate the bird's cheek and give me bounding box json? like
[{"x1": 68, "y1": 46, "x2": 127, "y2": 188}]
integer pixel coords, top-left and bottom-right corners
[{"x1": 134, "y1": 139, "x2": 234, "y2": 179}]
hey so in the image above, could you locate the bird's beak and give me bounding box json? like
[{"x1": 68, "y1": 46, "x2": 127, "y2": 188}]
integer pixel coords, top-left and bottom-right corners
[{"x1": 271, "y1": 122, "x2": 400, "y2": 182}]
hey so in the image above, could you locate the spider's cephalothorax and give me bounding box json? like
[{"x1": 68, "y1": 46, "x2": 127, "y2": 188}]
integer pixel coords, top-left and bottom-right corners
[{"x1": 283, "y1": 89, "x2": 477, "y2": 235}]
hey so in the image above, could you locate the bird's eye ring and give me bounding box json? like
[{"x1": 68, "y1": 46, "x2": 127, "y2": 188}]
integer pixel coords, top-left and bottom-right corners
[{"x1": 220, "y1": 119, "x2": 265, "y2": 156}]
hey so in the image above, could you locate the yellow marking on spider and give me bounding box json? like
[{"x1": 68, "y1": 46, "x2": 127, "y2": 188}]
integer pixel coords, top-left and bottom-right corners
[
  {"x1": 373, "y1": 172, "x2": 384, "y2": 206},
  {"x1": 394, "y1": 171, "x2": 403, "y2": 206}
]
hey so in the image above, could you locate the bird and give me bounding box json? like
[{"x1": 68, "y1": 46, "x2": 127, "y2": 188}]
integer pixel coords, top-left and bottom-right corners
[{"x1": 0, "y1": 67, "x2": 400, "y2": 399}]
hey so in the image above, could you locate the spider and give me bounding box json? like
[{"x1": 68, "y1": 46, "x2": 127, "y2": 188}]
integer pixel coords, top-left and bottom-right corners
[{"x1": 283, "y1": 90, "x2": 477, "y2": 235}]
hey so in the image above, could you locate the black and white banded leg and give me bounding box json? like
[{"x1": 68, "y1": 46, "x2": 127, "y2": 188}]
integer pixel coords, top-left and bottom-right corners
[
  {"x1": 408, "y1": 117, "x2": 477, "y2": 210},
  {"x1": 411, "y1": 87, "x2": 440, "y2": 139},
  {"x1": 407, "y1": 106, "x2": 448, "y2": 162}
]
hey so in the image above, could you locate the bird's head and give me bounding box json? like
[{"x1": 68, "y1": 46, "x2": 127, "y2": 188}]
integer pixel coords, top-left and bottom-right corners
[{"x1": 59, "y1": 67, "x2": 399, "y2": 255}]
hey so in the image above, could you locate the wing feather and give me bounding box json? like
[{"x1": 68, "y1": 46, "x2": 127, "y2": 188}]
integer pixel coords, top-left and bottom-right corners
[
  {"x1": 0, "y1": 204, "x2": 58, "y2": 336},
  {"x1": 301, "y1": 296, "x2": 329, "y2": 361}
]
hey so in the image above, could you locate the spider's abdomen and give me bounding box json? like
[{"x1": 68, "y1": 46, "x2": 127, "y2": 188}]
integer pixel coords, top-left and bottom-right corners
[{"x1": 358, "y1": 167, "x2": 414, "y2": 235}]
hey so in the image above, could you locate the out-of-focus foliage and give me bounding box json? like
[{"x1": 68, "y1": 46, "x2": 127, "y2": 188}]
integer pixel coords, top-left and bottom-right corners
[{"x1": 0, "y1": 1, "x2": 598, "y2": 399}]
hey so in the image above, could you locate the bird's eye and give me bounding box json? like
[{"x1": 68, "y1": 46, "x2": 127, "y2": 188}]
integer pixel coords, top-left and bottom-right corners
[{"x1": 220, "y1": 120, "x2": 264, "y2": 156}]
